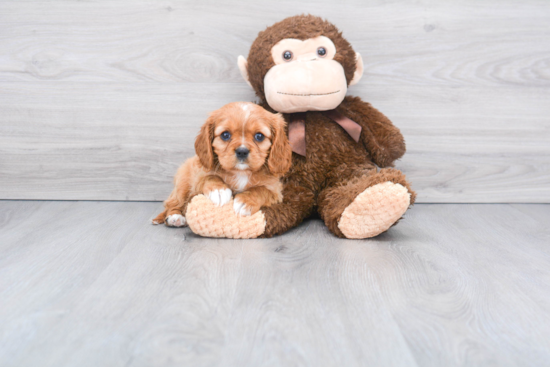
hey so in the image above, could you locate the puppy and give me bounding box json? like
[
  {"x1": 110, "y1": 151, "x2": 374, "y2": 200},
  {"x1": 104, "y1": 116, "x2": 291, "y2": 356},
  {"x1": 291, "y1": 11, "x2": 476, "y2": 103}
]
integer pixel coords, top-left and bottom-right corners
[{"x1": 153, "y1": 102, "x2": 292, "y2": 227}]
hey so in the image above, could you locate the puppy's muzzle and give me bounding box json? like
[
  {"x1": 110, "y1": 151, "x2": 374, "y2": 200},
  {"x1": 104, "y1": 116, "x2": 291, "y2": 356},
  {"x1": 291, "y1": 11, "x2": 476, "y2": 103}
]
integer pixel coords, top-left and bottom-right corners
[{"x1": 235, "y1": 147, "x2": 249, "y2": 160}]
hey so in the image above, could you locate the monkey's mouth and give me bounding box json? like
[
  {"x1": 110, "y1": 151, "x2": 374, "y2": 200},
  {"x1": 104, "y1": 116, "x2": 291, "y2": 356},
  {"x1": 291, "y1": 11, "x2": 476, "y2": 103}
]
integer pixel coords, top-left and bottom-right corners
[{"x1": 277, "y1": 90, "x2": 340, "y2": 97}]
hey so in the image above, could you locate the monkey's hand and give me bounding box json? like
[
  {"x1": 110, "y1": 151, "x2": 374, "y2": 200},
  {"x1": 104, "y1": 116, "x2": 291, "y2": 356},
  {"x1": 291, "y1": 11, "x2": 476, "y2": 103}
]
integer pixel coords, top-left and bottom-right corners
[
  {"x1": 185, "y1": 195, "x2": 266, "y2": 239},
  {"x1": 340, "y1": 96, "x2": 406, "y2": 168}
]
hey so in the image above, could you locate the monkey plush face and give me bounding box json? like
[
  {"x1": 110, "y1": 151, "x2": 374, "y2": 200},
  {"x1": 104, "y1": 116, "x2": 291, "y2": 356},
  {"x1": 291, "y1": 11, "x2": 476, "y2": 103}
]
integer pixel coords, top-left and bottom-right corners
[
  {"x1": 238, "y1": 15, "x2": 364, "y2": 113},
  {"x1": 263, "y1": 36, "x2": 348, "y2": 113}
]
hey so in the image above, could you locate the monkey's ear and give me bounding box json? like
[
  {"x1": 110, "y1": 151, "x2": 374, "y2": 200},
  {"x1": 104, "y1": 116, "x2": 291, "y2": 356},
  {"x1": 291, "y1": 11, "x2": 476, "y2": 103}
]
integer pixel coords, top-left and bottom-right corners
[
  {"x1": 238, "y1": 55, "x2": 252, "y2": 88},
  {"x1": 195, "y1": 114, "x2": 216, "y2": 170},
  {"x1": 349, "y1": 52, "x2": 364, "y2": 86}
]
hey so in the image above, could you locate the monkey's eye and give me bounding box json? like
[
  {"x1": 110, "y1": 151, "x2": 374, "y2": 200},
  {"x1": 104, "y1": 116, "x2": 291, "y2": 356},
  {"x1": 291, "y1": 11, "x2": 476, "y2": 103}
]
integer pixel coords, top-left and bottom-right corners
[
  {"x1": 282, "y1": 50, "x2": 293, "y2": 61},
  {"x1": 254, "y1": 133, "x2": 265, "y2": 142},
  {"x1": 220, "y1": 131, "x2": 231, "y2": 141},
  {"x1": 317, "y1": 47, "x2": 327, "y2": 57}
]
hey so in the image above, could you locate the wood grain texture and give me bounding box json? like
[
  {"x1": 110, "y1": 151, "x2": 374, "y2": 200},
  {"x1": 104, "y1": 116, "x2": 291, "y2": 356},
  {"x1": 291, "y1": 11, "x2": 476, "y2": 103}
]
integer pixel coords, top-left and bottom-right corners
[
  {"x1": 0, "y1": 201, "x2": 549, "y2": 366},
  {"x1": 0, "y1": 0, "x2": 549, "y2": 202},
  {"x1": 1, "y1": 0, "x2": 549, "y2": 87},
  {"x1": 0, "y1": 82, "x2": 548, "y2": 202}
]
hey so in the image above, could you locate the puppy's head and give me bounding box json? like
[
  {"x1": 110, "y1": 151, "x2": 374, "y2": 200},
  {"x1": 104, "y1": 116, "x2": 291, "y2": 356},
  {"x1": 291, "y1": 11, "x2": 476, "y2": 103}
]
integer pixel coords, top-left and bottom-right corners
[{"x1": 195, "y1": 102, "x2": 292, "y2": 175}]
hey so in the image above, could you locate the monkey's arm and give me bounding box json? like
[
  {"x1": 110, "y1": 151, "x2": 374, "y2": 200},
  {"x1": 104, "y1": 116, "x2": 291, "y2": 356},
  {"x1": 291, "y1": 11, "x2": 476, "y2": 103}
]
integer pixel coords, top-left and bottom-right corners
[
  {"x1": 260, "y1": 180, "x2": 316, "y2": 237},
  {"x1": 339, "y1": 96, "x2": 406, "y2": 168}
]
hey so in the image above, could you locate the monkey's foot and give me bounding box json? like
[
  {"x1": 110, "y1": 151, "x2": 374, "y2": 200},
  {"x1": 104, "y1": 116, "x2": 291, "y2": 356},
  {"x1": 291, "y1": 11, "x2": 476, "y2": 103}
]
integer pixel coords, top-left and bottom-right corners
[
  {"x1": 338, "y1": 182, "x2": 411, "y2": 239},
  {"x1": 186, "y1": 195, "x2": 266, "y2": 239}
]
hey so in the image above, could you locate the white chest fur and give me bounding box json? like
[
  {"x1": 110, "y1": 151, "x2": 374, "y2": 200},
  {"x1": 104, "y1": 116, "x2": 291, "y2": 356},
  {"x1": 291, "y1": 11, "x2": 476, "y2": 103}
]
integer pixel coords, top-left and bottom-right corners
[{"x1": 234, "y1": 172, "x2": 249, "y2": 192}]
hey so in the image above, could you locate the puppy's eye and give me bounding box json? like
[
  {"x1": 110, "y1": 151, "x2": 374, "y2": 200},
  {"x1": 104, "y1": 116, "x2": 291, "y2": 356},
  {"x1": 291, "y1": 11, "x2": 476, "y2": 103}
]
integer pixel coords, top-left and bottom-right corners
[
  {"x1": 220, "y1": 131, "x2": 231, "y2": 141},
  {"x1": 317, "y1": 47, "x2": 327, "y2": 57},
  {"x1": 254, "y1": 133, "x2": 265, "y2": 142},
  {"x1": 282, "y1": 51, "x2": 293, "y2": 61}
]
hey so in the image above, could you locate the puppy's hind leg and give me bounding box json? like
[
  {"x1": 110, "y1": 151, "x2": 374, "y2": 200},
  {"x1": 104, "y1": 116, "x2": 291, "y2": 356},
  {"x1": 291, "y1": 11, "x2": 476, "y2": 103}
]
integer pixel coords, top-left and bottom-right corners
[
  {"x1": 152, "y1": 207, "x2": 186, "y2": 226},
  {"x1": 153, "y1": 160, "x2": 193, "y2": 227},
  {"x1": 152, "y1": 209, "x2": 168, "y2": 225},
  {"x1": 153, "y1": 203, "x2": 187, "y2": 227},
  {"x1": 154, "y1": 189, "x2": 190, "y2": 227},
  {"x1": 164, "y1": 213, "x2": 187, "y2": 227}
]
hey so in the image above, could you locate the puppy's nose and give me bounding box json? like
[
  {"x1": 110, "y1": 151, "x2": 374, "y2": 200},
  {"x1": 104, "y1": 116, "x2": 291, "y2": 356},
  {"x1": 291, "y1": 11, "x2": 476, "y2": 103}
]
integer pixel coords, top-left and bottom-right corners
[{"x1": 235, "y1": 147, "x2": 249, "y2": 160}]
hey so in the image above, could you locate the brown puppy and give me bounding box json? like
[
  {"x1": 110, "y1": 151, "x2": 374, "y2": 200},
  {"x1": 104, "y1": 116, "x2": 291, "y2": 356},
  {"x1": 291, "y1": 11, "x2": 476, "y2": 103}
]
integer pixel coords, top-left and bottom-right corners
[{"x1": 153, "y1": 102, "x2": 292, "y2": 227}]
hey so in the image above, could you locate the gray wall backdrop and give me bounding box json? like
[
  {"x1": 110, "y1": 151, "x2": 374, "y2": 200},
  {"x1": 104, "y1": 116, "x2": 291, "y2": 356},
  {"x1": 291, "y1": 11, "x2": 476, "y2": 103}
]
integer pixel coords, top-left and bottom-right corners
[{"x1": 1, "y1": 0, "x2": 549, "y2": 202}]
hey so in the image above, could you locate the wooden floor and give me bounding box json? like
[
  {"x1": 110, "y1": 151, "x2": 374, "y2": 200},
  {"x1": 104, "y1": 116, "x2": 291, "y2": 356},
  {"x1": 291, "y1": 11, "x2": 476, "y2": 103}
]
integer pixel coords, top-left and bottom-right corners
[{"x1": 1, "y1": 201, "x2": 549, "y2": 366}]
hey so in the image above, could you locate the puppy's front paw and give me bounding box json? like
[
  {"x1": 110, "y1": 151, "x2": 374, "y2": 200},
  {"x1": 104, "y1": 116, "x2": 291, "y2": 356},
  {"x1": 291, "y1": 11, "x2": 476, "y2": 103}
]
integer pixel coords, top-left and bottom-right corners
[
  {"x1": 207, "y1": 188, "x2": 232, "y2": 206},
  {"x1": 233, "y1": 193, "x2": 263, "y2": 216},
  {"x1": 233, "y1": 198, "x2": 252, "y2": 216},
  {"x1": 165, "y1": 214, "x2": 187, "y2": 227}
]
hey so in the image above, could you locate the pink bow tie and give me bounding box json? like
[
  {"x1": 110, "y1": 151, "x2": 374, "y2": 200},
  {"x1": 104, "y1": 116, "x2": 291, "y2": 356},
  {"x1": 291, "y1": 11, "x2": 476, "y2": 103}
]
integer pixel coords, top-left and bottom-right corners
[{"x1": 288, "y1": 110, "x2": 362, "y2": 156}]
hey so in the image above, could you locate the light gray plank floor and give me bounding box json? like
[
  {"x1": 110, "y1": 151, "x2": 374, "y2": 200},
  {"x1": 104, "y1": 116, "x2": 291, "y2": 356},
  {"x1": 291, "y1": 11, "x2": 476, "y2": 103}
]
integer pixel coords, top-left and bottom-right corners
[{"x1": 0, "y1": 201, "x2": 549, "y2": 367}]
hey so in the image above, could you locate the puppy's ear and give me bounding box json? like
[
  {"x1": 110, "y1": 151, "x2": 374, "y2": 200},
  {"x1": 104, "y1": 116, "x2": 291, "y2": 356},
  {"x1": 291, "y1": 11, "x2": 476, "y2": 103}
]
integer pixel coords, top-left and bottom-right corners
[
  {"x1": 267, "y1": 113, "x2": 292, "y2": 176},
  {"x1": 195, "y1": 114, "x2": 216, "y2": 170}
]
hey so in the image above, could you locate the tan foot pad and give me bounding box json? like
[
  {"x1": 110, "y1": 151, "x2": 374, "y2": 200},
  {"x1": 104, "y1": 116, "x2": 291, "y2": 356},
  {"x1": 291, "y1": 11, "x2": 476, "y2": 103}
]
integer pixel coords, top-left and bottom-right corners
[
  {"x1": 338, "y1": 182, "x2": 411, "y2": 239},
  {"x1": 186, "y1": 195, "x2": 266, "y2": 239}
]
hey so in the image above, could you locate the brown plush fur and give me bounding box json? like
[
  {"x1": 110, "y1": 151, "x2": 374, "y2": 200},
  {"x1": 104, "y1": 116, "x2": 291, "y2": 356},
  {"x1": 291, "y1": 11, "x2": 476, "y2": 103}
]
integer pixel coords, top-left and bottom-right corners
[
  {"x1": 257, "y1": 99, "x2": 415, "y2": 237},
  {"x1": 240, "y1": 15, "x2": 416, "y2": 238},
  {"x1": 248, "y1": 14, "x2": 357, "y2": 101},
  {"x1": 318, "y1": 167, "x2": 416, "y2": 238}
]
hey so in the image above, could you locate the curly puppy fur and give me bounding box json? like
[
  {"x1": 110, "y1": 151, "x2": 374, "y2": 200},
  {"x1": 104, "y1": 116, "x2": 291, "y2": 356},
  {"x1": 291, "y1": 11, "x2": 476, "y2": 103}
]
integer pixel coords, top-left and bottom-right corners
[{"x1": 154, "y1": 102, "x2": 292, "y2": 225}]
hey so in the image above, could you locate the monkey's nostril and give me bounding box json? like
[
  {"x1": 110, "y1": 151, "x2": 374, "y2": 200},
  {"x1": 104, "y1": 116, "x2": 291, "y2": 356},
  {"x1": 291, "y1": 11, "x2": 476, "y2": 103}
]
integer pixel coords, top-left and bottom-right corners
[{"x1": 235, "y1": 147, "x2": 249, "y2": 160}]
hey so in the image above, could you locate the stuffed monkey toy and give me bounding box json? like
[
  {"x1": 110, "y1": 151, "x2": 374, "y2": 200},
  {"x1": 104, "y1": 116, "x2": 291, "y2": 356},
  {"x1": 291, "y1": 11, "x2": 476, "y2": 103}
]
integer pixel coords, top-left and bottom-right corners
[{"x1": 185, "y1": 15, "x2": 416, "y2": 239}]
